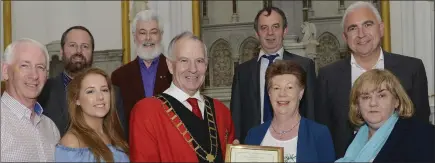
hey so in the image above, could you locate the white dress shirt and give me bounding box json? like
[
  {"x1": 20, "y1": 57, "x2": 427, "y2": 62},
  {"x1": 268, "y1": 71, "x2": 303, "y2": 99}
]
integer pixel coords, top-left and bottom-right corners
[
  {"x1": 258, "y1": 47, "x2": 284, "y2": 123},
  {"x1": 1, "y1": 92, "x2": 60, "y2": 162},
  {"x1": 351, "y1": 50, "x2": 385, "y2": 85},
  {"x1": 163, "y1": 82, "x2": 205, "y2": 119}
]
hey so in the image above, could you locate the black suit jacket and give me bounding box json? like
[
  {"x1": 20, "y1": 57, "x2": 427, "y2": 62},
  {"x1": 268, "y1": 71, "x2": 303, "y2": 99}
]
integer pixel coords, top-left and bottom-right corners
[
  {"x1": 230, "y1": 51, "x2": 317, "y2": 142},
  {"x1": 38, "y1": 73, "x2": 127, "y2": 138},
  {"x1": 374, "y1": 118, "x2": 434, "y2": 162},
  {"x1": 316, "y1": 51, "x2": 430, "y2": 158}
]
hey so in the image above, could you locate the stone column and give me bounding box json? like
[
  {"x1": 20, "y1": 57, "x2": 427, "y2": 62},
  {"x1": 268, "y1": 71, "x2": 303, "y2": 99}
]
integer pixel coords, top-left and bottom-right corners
[
  {"x1": 338, "y1": 0, "x2": 345, "y2": 15},
  {"x1": 231, "y1": 0, "x2": 239, "y2": 23},
  {"x1": 308, "y1": 0, "x2": 314, "y2": 17},
  {"x1": 202, "y1": 0, "x2": 209, "y2": 24}
]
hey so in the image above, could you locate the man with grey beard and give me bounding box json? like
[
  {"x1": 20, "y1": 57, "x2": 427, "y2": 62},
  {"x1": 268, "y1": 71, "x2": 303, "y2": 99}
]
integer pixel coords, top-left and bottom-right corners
[
  {"x1": 111, "y1": 10, "x2": 172, "y2": 139},
  {"x1": 38, "y1": 26, "x2": 127, "y2": 138}
]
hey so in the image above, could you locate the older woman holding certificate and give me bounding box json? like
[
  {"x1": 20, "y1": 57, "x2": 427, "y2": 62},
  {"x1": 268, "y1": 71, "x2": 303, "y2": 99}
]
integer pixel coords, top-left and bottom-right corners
[
  {"x1": 336, "y1": 69, "x2": 434, "y2": 162},
  {"x1": 244, "y1": 60, "x2": 335, "y2": 162}
]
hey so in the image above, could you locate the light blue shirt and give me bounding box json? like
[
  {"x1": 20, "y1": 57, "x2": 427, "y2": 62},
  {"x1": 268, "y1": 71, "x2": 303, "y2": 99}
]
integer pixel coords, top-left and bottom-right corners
[{"x1": 55, "y1": 144, "x2": 129, "y2": 162}]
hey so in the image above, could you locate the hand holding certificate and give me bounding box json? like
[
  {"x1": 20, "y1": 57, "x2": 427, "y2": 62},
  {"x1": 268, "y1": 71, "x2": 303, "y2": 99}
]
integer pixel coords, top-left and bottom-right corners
[{"x1": 225, "y1": 144, "x2": 283, "y2": 162}]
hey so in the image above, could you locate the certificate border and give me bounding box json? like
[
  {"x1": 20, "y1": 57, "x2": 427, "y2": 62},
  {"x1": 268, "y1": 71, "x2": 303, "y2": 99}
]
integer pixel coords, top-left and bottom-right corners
[{"x1": 225, "y1": 144, "x2": 284, "y2": 162}]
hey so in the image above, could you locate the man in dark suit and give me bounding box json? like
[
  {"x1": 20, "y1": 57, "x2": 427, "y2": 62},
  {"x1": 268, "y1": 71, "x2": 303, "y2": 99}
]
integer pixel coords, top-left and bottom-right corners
[
  {"x1": 111, "y1": 10, "x2": 172, "y2": 137},
  {"x1": 316, "y1": 1, "x2": 430, "y2": 158},
  {"x1": 230, "y1": 7, "x2": 317, "y2": 143},
  {"x1": 38, "y1": 26, "x2": 127, "y2": 137}
]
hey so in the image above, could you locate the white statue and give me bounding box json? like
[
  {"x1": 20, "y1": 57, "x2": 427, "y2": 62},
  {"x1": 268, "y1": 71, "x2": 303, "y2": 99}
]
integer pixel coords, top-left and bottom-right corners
[
  {"x1": 300, "y1": 22, "x2": 317, "y2": 44},
  {"x1": 300, "y1": 22, "x2": 319, "y2": 60}
]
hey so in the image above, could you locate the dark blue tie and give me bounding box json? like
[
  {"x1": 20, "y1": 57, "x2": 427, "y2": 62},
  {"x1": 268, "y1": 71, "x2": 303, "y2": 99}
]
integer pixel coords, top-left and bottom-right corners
[{"x1": 262, "y1": 54, "x2": 278, "y2": 122}]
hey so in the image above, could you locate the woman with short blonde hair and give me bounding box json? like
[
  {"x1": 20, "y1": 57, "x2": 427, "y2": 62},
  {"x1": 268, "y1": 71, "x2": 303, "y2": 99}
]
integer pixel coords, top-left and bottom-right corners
[{"x1": 337, "y1": 69, "x2": 434, "y2": 162}]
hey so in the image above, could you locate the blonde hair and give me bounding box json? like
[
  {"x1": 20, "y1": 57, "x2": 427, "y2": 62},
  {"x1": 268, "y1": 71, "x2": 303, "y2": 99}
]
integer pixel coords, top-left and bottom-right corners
[{"x1": 349, "y1": 69, "x2": 414, "y2": 127}]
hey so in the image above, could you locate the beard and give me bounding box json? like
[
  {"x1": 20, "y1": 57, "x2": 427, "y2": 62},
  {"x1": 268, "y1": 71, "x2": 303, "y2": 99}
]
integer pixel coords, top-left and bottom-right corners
[
  {"x1": 136, "y1": 42, "x2": 163, "y2": 60},
  {"x1": 63, "y1": 53, "x2": 93, "y2": 74}
]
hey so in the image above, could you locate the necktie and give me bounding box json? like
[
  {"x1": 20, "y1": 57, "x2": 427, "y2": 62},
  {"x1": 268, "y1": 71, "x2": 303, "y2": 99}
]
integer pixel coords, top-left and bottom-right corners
[
  {"x1": 262, "y1": 54, "x2": 279, "y2": 122},
  {"x1": 187, "y1": 98, "x2": 202, "y2": 120}
]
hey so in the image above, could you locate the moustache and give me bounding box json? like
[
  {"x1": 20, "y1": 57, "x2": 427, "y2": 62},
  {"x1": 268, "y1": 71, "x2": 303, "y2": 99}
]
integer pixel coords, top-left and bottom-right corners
[{"x1": 70, "y1": 53, "x2": 86, "y2": 62}]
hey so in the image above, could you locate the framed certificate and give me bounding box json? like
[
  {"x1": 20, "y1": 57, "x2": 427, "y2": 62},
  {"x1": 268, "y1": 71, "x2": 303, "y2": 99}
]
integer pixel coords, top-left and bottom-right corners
[{"x1": 225, "y1": 144, "x2": 283, "y2": 162}]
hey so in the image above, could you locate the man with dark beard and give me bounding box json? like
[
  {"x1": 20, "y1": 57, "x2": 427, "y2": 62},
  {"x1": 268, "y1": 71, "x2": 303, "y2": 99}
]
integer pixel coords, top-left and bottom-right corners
[
  {"x1": 111, "y1": 10, "x2": 172, "y2": 139},
  {"x1": 38, "y1": 26, "x2": 127, "y2": 137}
]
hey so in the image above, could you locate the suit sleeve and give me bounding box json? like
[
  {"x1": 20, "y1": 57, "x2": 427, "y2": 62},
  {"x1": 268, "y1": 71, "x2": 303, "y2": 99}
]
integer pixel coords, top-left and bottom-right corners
[
  {"x1": 315, "y1": 69, "x2": 332, "y2": 129},
  {"x1": 304, "y1": 59, "x2": 317, "y2": 120},
  {"x1": 129, "y1": 101, "x2": 160, "y2": 162},
  {"x1": 411, "y1": 60, "x2": 430, "y2": 122},
  {"x1": 316, "y1": 125, "x2": 336, "y2": 162},
  {"x1": 230, "y1": 66, "x2": 242, "y2": 140},
  {"x1": 111, "y1": 71, "x2": 120, "y2": 87}
]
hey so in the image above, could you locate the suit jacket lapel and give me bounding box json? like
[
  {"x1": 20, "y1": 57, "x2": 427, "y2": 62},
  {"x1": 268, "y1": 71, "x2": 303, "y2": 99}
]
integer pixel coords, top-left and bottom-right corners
[
  {"x1": 383, "y1": 51, "x2": 399, "y2": 72},
  {"x1": 283, "y1": 51, "x2": 294, "y2": 60},
  {"x1": 55, "y1": 75, "x2": 68, "y2": 118},
  {"x1": 131, "y1": 57, "x2": 146, "y2": 99},
  {"x1": 154, "y1": 54, "x2": 170, "y2": 94},
  {"x1": 339, "y1": 56, "x2": 352, "y2": 101},
  {"x1": 251, "y1": 59, "x2": 262, "y2": 123}
]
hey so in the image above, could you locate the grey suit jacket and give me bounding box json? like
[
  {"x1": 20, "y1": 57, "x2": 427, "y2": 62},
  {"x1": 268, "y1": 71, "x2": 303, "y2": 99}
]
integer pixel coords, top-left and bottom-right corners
[
  {"x1": 315, "y1": 51, "x2": 430, "y2": 158},
  {"x1": 230, "y1": 51, "x2": 317, "y2": 143},
  {"x1": 37, "y1": 73, "x2": 127, "y2": 138}
]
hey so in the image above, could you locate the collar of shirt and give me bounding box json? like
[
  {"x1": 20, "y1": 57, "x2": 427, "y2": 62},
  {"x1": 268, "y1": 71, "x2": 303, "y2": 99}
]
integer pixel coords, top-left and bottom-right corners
[
  {"x1": 1, "y1": 92, "x2": 44, "y2": 121},
  {"x1": 62, "y1": 71, "x2": 72, "y2": 88},
  {"x1": 138, "y1": 56, "x2": 160, "y2": 70},
  {"x1": 163, "y1": 82, "x2": 204, "y2": 104},
  {"x1": 350, "y1": 49, "x2": 384, "y2": 70},
  {"x1": 257, "y1": 47, "x2": 285, "y2": 61}
]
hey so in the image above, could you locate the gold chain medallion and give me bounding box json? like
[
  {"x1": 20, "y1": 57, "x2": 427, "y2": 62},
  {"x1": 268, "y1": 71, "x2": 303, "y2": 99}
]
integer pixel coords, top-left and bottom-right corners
[{"x1": 156, "y1": 95, "x2": 218, "y2": 162}]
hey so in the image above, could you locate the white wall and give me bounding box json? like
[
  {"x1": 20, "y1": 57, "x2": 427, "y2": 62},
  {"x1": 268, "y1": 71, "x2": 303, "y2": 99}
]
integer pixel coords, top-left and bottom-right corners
[
  {"x1": 312, "y1": 1, "x2": 340, "y2": 17},
  {"x1": 11, "y1": 1, "x2": 122, "y2": 51},
  {"x1": 207, "y1": 1, "x2": 262, "y2": 25},
  {"x1": 237, "y1": 1, "x2": 263, "y2": 23},
  {"x1": 390, "y1": 1, "x2": 435, "y2": 123},
  {"x1": 207, "y1": 1, "x2": 233, "y2": 25},
  {"x1": 128, "y1": 1, "x2": 192, "y2": 60}
]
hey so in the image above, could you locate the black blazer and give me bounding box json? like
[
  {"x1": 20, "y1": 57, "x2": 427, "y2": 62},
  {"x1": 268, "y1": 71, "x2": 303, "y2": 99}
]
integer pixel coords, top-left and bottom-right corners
[
  {"x1": 38, "y1": 73, "x2": 127, "y2": 138},
  {"x1": 374, "y1": 118, "x2": 434, "y2": 162},
  {"x1": 316, "y1": 51, "x2": 431, "y2": 158},
  {"x1": 230, "y1": 51, "x2": 317, "y2": 142}
]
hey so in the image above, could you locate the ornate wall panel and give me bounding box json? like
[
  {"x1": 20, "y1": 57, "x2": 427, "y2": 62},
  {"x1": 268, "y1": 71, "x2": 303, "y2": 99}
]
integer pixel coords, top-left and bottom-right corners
[
  {"x1": 316, "y1": 31, "x2": 341, "y2": 69},
  {"x1": 209, "y1": 38, "x2": 233, "y2": 87},
  {"x1": 239, "y1": 36, "x2": 260, "y2": 63}
]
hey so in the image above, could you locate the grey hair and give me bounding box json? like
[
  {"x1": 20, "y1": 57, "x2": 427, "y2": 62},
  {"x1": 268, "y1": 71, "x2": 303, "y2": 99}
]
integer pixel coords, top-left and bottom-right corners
[
  {"x1": 341, "y1": 1, "x2": 382, "y2": 29},
  {"x1": 166, "y1": 31, "x2": 208, "y2": 61},
  {"x1": 2, "y1": 38, "x2": 50, "y2": 71},
  {"x1": 131, "y1": 10, "x2": 164, "y2": 35}
]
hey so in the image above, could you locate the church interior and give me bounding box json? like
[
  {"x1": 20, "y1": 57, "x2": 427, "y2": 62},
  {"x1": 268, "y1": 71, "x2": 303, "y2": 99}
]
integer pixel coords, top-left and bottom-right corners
[{"x1": 1, "y1": 0, "x2": 434, "y2": 123}]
